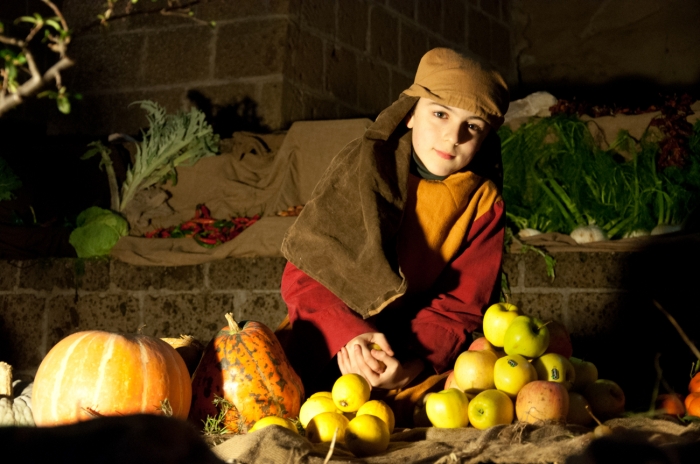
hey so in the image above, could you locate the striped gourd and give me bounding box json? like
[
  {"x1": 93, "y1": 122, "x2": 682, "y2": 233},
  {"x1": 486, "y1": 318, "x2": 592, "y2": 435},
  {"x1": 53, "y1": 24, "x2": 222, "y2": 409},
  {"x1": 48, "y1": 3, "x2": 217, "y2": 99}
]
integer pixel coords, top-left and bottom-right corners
[
  {"x1": 32, "y1": 331, "x2": 191, "y2": 426},
  {"x1": 189, "y1": 313, "x2": 304, "y2": 434}
]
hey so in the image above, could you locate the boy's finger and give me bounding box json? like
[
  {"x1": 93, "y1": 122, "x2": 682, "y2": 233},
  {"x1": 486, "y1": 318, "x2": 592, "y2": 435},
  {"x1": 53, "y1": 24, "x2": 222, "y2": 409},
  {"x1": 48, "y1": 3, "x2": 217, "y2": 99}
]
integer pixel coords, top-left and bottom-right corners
[
  {"x1": 371, "y1": 334, "x2": 394, "y2": 356},
  {"x1": 356, "y1": 343, "x2": 385, "y2": 374}
]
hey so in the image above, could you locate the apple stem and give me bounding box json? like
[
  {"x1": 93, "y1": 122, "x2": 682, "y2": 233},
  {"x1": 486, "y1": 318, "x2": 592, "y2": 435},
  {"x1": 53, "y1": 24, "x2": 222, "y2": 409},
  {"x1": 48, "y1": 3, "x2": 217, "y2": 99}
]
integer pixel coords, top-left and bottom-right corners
[{"x1": 585, "y1": 404, "x2": 603, "y2": 427}]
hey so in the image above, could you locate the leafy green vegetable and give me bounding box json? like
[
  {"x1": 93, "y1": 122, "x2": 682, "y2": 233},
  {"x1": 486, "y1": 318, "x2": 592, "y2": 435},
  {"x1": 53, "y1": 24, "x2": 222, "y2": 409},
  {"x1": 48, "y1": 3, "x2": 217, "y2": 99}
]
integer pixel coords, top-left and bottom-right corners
[
  {"x1": 499, "y1": 116, "x2": 700, "y2": 238},
  {"x1": 69, "y1": 207, "x2": 128, "y2": 258},
  {"x1": 0, "y1": 157, "x2": 22, "y2": 201},
  {"x1": 118, "y1": 100, "x2": 219, "y2": 211}
]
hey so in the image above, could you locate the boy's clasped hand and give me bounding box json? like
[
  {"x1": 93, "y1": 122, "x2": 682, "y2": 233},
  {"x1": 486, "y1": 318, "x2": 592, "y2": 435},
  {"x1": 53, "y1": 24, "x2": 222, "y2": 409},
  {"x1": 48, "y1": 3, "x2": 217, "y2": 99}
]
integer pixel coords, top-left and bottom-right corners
[{"x1": 337, "y1": 332, "x2": 424, "y2": 390}]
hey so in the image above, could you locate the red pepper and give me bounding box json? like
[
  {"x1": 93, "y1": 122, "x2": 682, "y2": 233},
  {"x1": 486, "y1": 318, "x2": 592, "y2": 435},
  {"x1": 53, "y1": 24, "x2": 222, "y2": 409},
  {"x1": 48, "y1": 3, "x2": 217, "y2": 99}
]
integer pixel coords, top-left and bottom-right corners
[{"x1": 192, "y1": 218, "x2": 216, "y2": 225}]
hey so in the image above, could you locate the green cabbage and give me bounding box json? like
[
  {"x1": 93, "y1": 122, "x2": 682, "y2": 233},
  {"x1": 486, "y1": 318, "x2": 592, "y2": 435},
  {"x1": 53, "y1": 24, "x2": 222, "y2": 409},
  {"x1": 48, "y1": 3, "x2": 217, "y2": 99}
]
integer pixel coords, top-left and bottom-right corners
[{"x1": 69, "y1": 207, "x2": 129, "y2": 258}]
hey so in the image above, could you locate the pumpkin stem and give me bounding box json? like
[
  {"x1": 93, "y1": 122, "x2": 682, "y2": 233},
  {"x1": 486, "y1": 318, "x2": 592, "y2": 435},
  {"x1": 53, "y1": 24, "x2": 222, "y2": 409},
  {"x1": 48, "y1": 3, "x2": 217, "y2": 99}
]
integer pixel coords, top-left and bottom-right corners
[
  {"x1": 0, "y1": 362, "x2": 12, "y2": 398},
  {"x1": 224, "y1": 312, "x2": 241, "y2": 333}
]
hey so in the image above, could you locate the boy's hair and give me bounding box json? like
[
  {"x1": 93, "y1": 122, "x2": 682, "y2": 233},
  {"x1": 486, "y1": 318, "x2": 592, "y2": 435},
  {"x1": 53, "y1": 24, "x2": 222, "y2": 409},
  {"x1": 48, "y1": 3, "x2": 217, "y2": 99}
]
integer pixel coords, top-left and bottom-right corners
[{"x1": 403, "y1": 48, "x2": 510, "y2": 129}]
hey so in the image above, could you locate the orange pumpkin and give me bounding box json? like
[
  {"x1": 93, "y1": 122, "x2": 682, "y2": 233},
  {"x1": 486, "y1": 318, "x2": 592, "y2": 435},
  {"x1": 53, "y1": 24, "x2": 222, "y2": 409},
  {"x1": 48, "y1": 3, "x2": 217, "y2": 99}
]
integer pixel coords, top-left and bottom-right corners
[
  {"x1": 687, "y1": 395, "x2": 700, "y2": 417},
  {"x1": 689, "y1": 371, "x2": 700, "y2": 393},
  {"x1": 32, "y1": 330, "x2": 192, "y2": 426},
  {"x1": 655, "y1": 393, "x2": 685, "y2": 416},
  {"x1": 188, "y1": 313, "x2": 304, "y2": 433}
]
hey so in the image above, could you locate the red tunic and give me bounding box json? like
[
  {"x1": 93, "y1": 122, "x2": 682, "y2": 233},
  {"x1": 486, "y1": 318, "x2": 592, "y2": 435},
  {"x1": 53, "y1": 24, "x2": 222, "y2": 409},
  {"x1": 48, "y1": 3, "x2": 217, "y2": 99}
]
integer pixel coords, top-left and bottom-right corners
[{"x1": 281, "y1": 192, "x2": 505, "y2": 389}]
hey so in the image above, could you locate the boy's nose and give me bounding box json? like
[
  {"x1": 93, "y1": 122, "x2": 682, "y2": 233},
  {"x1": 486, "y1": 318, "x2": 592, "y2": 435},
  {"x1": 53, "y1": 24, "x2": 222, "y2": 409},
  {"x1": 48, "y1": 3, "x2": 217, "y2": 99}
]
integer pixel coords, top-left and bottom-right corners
[{"x1": 445, "y1": 123, "x2": 471, "y2": 146}]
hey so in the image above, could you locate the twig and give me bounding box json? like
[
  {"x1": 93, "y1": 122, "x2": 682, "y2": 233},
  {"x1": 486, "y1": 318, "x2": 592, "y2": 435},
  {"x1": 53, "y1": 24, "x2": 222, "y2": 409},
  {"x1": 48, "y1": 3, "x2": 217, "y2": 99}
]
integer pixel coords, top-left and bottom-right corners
[
  {"x1": 654, "y1": 299, "x2": 700, "y2": 360},
  {"x1": 0, "y1": 56, "x2": 74, "y2": 117},
  {"x1": 322, "y1": 427, "x2": 338, "y2": 464}
]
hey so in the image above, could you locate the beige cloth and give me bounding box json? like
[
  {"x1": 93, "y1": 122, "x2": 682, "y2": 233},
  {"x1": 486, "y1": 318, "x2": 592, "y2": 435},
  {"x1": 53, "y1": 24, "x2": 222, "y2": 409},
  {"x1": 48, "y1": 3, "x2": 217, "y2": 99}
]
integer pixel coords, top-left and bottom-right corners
[
  {"x1": 403, "y1": 48, "x2": 509, "y2": 129},
  {"x1": 111, "y1": 119, "x2": 372, "y2": 266},
  {"x1": 211, "y1": 416, "x2": 700, "y2": 464}
]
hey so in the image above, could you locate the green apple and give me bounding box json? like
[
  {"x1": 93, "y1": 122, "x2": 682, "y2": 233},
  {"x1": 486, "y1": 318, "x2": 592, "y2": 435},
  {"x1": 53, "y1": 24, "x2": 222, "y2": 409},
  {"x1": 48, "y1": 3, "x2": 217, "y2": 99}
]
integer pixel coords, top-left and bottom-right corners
[
  {"x1": 569, "y1": 357, "x2": 599, "y2": 391},
  {"x1": 532, "y1": 353, "x2": 576, "y2": 390},
  {"x1": 567, "y1": 391, "x2": 594, "y2": 426},
  {"x1": 482, "y1": 303, "x2": 522, "y2": 347},
  {"x1": 493, "y1": 354, "x2": 537, "y2": 398},
  {"x1": 583, "y1": 379, "x2": 625, "y2": 420},
  {"x1": 503, "y1": 316, "x2": 550, "y2": 359},
  {"x1": 515, "y1": 380, "x2": 569, "y2": 424},
  {"x1": 453, "y1": 349, "x2": 498, "y2": 394},
  {"x1": 425, "y1": 388, "x2": 470, "y2": 428},
  {"x1": 467, "y1": 389, "x2": 514, "y2": 430}
]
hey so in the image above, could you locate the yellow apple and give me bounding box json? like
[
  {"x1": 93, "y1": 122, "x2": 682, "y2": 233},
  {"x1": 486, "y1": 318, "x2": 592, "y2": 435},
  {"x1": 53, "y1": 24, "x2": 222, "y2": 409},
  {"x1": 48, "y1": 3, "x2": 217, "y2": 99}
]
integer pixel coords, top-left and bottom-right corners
[
  {"x1": 467, "y1": 389, "x2": 514, "y2": 430},
  {"x1": 426, "y1": 388, "x2": 470, "y2": 428},
  {"x1": 493, "y1": 354, "x2": 537, "y2": 397},
  {"x1": 515, "y1": 380, "x2": 569, "y2": 424},
  {"x1": 567, "y1": 391, "x2": 594, "y2": 426},
  {"x1": 482, "y1": 303, "x2": 522, "y2": 347},
  {"x1": 503, "y1": 316, "x2": 550, "y2": 359},
  {"x1": 569, "y1": 357, "x2": 599, "y2": 391},
  {"x1": 532, "y1": 353, "x2": 576, "y2": 390},
  {"x1": 453, "y1": 349, "x2": 498, "y2": 394}
]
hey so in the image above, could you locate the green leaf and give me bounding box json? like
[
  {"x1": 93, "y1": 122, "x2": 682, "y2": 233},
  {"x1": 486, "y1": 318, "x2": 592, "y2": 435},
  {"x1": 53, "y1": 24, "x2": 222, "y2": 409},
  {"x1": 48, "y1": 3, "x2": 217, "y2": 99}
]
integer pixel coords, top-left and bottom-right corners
[
  {"x1": 0, "y1": 157, "x2": 22, "y2": 202},
  {"x1": 45, "y1": 18, "x2": 62, "y2": 31},
  {"x1": 17, "y1": 15, "x2": 40, "y2": 25},
  {"x1": 57, "y1": 96, "x2": 71, "y2": 114}
]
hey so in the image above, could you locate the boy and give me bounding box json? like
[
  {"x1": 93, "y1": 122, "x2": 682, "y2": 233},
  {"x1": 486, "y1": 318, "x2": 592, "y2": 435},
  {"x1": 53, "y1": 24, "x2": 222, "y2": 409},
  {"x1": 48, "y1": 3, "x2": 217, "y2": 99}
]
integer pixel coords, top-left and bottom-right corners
[{"x1": 279, "y1": 48, "x2": 509, "y2": 403}]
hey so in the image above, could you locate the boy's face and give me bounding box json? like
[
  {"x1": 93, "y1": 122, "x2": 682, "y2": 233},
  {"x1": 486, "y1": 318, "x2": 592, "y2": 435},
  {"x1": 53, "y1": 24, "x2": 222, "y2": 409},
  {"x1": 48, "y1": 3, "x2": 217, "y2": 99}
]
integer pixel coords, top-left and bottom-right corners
[{"x1": 406, "y1": 97, "x2": 492, "y2": 177}]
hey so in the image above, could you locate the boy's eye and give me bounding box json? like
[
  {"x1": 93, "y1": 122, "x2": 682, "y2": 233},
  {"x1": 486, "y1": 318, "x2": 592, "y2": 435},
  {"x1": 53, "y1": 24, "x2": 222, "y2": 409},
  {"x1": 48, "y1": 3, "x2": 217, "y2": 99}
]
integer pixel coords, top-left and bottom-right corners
[
  {"x1": 469, "y1": 123, "x2": 483, "y2": 132},
  {"x1": 433, "y1": 111, "x2": 447, "y2": 119}
]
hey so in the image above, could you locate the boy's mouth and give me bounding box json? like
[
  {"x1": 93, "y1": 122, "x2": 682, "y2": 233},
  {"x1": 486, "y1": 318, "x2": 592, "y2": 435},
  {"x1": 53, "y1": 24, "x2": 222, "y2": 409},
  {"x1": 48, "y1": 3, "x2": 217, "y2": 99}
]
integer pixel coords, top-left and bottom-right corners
[{"x1": 434, "y1": 149, "x2": 455, "y2": 160}]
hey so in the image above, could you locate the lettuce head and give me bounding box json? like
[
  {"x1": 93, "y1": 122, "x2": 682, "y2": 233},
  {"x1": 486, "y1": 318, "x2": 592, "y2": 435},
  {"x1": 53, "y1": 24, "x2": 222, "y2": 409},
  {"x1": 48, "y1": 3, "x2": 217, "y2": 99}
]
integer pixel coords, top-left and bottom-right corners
[{"x1": 69, "y1": 207, "x2": 129, "y2": 258}]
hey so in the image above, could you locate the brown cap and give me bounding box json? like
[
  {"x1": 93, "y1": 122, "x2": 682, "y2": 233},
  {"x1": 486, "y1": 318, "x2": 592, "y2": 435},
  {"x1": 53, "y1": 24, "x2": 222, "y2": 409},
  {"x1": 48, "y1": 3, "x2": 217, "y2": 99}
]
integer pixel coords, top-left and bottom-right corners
[{"x1": 403, "y1": 48, "x2": 510, "y2": 129}]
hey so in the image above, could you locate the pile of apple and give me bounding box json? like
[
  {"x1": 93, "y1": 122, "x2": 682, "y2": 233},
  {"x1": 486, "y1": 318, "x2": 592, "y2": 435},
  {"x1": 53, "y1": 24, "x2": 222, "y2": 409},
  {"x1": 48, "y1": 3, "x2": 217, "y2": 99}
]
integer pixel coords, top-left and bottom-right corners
[{"x1": 426, "y1": 303, "x2": 626, "y2": 430}]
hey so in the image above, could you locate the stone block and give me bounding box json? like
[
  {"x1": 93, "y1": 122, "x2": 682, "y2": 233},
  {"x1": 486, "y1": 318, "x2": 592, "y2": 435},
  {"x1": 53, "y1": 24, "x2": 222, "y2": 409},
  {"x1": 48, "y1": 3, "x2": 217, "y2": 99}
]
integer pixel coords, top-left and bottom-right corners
[
  {"x1": 468, "y1": 6, "x2": 491, "y2": 60},
  {"x1": 338, "y1": 0, "x2": 369, "y2": 51},
  {"x1": 369, "y1": 6, "x2": 399, "y2": 66},
  {"x1": 416, "y1": 0, "x2": 443, "y2": 32},
  {"x1": 19, "y1": 258, "x2": 109, "y2": 292},
  {"x1": 111, "y1": 260, "x2": 204, "y2": 291},
  {"x1": 303, "y1": 92, "x2": 340, "y2": 121},
  {"x1": 215, "y1": 19, "x2": 288, "y2": 78},
  {"x1": 523, "y1": 252, "x2": 632, "y2": 289},
  {"x1": 358, "y1": 58, "x2": 391, "y2": 114},
  {"x1": 142, "y1": 26, "x2": 214, "y2": 86},
  {"x1": 387, "y1": 0, "x2": 415, "y2": 19},
  {"x1": 480, "y1": 0, "x2": 501, "y2": 20},
  {"x1": 491, "y1": 20, "x2": 512, "y2": 71},
  {"x1": 237, "y1": 292, "x2": 288, "y2": 331},
  {"x1": 443, "y1": 0, "x2": 467, "y2": 45},
  {"x1": 66, "y1": 34, "x2": 144, "y2": 92},
  {"x1": 501, "y1": 0, "x2": 512, "y2": 23},
  {"x1": 288, "y1": 27, "x2": 325, "y2": 90},
  {"x1": 46, "y1": 294, "x2": 141, "y2": 348},
  {"x1": 209, "y1": 257, "x2": 287, "y2": 290},
  {"x1": 142, "y1": 293, "x2": 235, "y2": 343},
  {"x1": 400, "y1": 20, "x2": 429, "y2": 73},
  {"x1": 391, "y1": 69, "x2": 414, "y2": 101},
  {"x1": 567, "y1": 292, "x2": 625, "y2": 337},
  {"x1": 327, "y1": 46, "x2": 358, "y2": 105},
  {"x1": 301, "y1": 0, "x2": 336, "y2": 35},
  {"x1": 281, "y1": 81, "x2": 305, "y2": 127},
  {"x1": 193, "y1": 0, "x2": 290, "y2": 19},
  {"x1": 0, "y1": 261, "x2": 19, "y2": 291},
  {"x1": 257, "y1": 80, "x2": 285, "y2": 130},
  {"x1": 508, "y1": 292, "x2": 565, "y2": 324},
  {"x1": 501, "y1": 253, "x2": 521, "y2": 288},
  {"x1": 0, "y1": 294, "x2": 46, "y2": 370}
]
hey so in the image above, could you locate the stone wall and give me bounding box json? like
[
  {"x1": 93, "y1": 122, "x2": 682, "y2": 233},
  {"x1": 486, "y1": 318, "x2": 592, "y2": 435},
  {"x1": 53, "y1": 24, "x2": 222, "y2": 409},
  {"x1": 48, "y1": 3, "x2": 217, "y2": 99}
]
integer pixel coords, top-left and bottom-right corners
[
  {"x1": 4, "y1": 248, "x2": 695, "y2": 411},
  {"x1": 3, "y1": 0, "x2": 516, "y2": 137}
]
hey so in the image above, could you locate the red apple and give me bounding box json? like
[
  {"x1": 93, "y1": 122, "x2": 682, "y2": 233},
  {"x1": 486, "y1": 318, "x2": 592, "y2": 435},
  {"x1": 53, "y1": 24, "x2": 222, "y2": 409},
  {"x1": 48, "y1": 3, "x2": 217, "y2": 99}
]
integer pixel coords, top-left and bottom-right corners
[
  {"x1": 515, "y1": 380, "x2": 569, "y2": 424},
  {"x1": 468, "y1": 337, "x2": 497, "y2": 353},
  {"x1": 444, "y1": 370, "x2": 461, "y2": 390},
  {"x1": 543, "y1": 320, "x2": 573, "y2": 359},
  {"x1": 583, "y1": 379, "x2": 625, "y2": 420}
]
